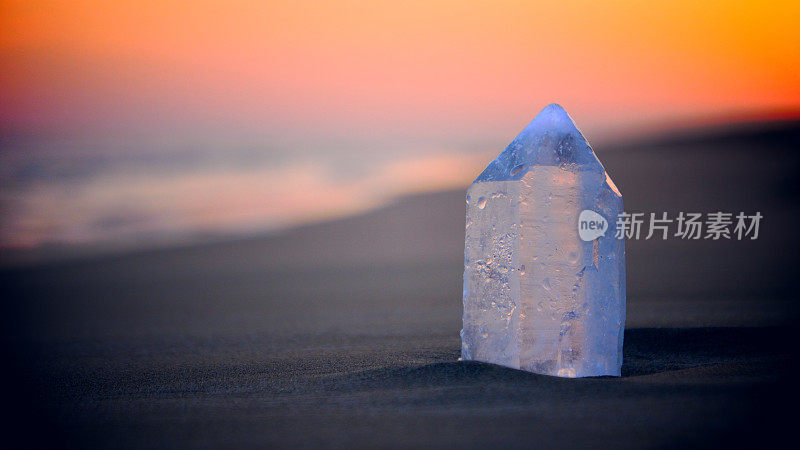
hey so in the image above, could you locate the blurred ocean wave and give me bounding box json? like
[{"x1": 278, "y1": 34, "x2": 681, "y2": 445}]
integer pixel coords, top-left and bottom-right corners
[{"x1": 0, "y1": 141, "x2": 489, "y2": 251}]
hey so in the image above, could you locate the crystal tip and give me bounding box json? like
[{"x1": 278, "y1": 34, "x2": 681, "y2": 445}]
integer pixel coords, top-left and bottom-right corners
[{"x1": 524, "y1": 103, "x2": 580, "y2": 135}]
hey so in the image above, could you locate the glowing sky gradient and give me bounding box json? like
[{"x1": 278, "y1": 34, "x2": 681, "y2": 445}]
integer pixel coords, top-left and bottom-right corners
[
  {"x1": 4, "y1": 0, "x2": 800, "y2": 135},
  {"x1": 1, "y1": 1, "x2": 799, "y2": 250}
]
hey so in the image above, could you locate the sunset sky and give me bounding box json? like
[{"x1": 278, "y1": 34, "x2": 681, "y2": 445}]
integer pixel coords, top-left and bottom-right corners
[{"x1": 1, "y1": 0, "x2": 799, "y2": 249}]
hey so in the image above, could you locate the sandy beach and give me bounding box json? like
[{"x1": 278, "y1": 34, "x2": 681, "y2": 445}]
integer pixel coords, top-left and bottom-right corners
[{"x1": 2, "y1": 122, "x2": 798, "y2": 448}]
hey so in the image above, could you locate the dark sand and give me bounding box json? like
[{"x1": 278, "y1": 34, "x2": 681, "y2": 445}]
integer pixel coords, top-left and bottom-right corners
[{"x1": 2, "y1": 122, "x2": 799, "y2": 448}]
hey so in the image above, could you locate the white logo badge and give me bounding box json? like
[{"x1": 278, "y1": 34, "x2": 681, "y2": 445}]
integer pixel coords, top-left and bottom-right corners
[{"x1": 578, "y1": 210, "x2": 607, "y2": 241}]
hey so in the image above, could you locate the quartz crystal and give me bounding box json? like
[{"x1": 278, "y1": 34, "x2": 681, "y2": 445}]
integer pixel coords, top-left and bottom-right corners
[{"x1": 461, "y1": 104, "x2": 625, "y2": 377}]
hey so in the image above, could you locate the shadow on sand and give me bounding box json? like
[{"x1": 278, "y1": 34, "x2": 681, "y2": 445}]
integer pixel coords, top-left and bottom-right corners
[{"x1": 316, "y1": 327, "x2": 790, "y2": 391}]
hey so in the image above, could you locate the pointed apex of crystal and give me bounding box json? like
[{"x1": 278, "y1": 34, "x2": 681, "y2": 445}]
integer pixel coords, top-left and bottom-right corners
[
  {"x1": 475, "y1": 103, "x2": 604, "y2": 182},
  {"x1": 525, "y1": 103, "x2": 578, "y2": 134}
]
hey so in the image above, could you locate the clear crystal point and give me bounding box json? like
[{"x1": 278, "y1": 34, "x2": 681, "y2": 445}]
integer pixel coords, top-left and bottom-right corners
[{"x1": 461, "y1": 104, "x2": 626, "y2": 377}]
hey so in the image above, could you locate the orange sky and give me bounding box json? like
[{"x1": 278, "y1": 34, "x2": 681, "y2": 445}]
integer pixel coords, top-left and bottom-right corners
[{"x1": 2, "y1": 0, "x2": 799, "y2": 139}]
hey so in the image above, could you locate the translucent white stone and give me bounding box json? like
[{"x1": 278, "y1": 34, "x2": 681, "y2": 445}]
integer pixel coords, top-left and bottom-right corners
[{"x1": 461, "y1": 104, "x2": 625, "y2": 377}]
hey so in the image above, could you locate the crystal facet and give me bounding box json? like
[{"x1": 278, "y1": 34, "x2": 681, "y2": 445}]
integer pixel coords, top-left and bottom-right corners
[{"x1": 461, "y1": 104, "x2": 626, "y2": 377}]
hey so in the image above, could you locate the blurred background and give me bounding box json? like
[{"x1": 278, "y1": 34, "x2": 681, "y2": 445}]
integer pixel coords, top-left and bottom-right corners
[
  {"x1": 2, "y1": 0, "x2": 798, "y2": 257},
  {"x1": 1, "y1": 1, "x2": 799, "y2": 448}
]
